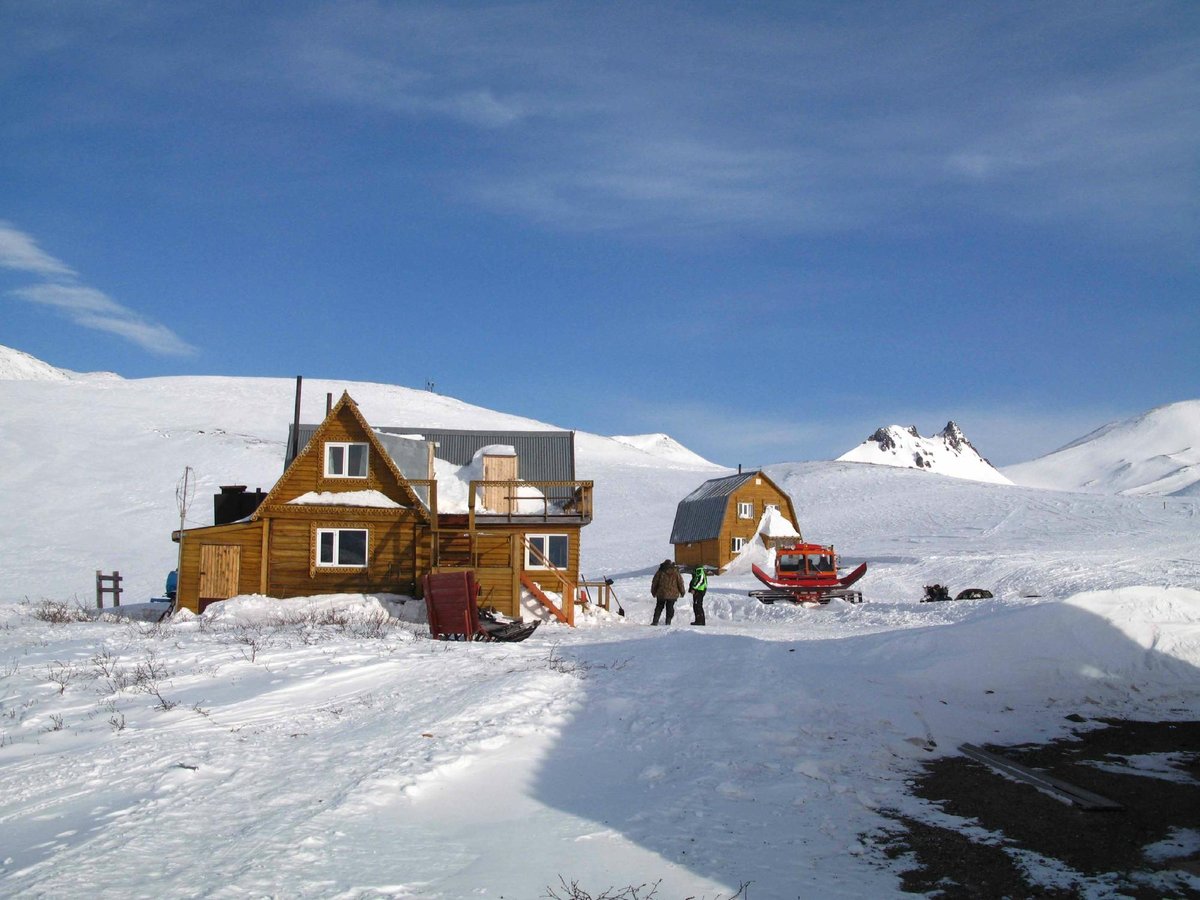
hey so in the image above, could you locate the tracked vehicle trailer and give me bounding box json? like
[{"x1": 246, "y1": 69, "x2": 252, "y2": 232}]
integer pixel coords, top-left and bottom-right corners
[{"x1": 748, "y1": 542, "x2": 866, "y2": 606}]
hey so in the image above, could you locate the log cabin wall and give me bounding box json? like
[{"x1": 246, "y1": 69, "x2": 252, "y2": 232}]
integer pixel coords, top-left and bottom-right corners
[
  {"x1": 717, "y1": 478, "x2": 797, "y2": 569},
  {"x1": 286, "y1": 404, "x2": 418, "y2": 500},
  {"x1": 672, "y1": 539, "x2": 719, "y2": 570},
  {"x1": 263, "y1": 507, "x2": 426, "y2": 599},
  {"x1": 176, "y1": 521, "x2": 265, "y2": 613},
  {"x1": 437, "y1": 526, "x2": 583, "y2": 618}
]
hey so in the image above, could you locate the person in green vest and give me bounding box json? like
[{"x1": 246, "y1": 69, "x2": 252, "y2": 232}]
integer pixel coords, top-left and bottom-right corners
[{"x1": 688, "y1": 565, "x2": 708, "y2": 625}]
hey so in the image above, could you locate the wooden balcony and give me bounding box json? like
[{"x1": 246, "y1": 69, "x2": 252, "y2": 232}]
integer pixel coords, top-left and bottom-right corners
[{"x1": 465, "y1": 480, "x2": 593, "y2": 529}]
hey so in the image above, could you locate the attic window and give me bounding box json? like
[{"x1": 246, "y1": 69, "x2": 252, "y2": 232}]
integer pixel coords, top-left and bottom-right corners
[
  {"x1": 737, "y1": 501, "x2": 754, "y2": 519},
  {"x1": 325, "y1": 442, "x2": 368, "y2": 478}
]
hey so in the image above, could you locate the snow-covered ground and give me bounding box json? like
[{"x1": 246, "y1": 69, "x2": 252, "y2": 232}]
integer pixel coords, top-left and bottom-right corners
[{"x1": 1, "y1": 347, "x2": 1198, "y2": 897}]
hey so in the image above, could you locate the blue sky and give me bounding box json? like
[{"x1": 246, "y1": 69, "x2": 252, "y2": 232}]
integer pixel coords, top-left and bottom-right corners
[{"x1": 2, "y1": 1, "x2": 1196, "y2": 467}]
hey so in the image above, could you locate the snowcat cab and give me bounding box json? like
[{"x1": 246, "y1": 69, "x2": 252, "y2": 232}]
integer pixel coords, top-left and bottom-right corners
[{"x1": 749, "y1": 541, "x2": 866, "y2": 606}]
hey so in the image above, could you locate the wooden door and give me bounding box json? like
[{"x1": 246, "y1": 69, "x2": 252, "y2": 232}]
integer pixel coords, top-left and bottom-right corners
[
  {"x1": 199, "y1": 544, "x2": 240, "y2": 607},
  {"x1": 482, "y1": 454, "x2": 518, "y2": 514}
]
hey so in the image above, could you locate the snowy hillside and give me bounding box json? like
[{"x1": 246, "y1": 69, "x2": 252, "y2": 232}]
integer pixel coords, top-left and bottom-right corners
[
  {"x1": 0, "y1": 344, "x2": 75, "y2": 381},
  {"x1": 1, "y1": 344, "x2": 1199, "y2": 898},
  {"x1": 837, "y1": 421, "x2": 1012, "y2": 484},
  {"x1": 1004, "y1": 399, "x2": 1200, "y2": 497},
  {"x1": 0, "y1": 345, "x2": 720, "y2": 604},
  {"x1": 609, "y1": 432, "x2": 720, "y2": 468}
]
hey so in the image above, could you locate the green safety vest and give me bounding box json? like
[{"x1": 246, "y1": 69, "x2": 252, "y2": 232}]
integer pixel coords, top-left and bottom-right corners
[{"x1": 691, "y1": 567, "x2": 708, "y2": 592}]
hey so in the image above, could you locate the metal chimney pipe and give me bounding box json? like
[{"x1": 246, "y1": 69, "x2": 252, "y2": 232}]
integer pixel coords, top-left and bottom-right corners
[{"x1": 289, "y1": 376, "x2": 303, "y2": 467}]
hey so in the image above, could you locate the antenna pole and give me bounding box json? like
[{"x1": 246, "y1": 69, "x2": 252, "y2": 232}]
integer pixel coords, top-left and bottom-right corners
[{"x1": 171, "y1": 466, "x2": 194, "y2": 616}]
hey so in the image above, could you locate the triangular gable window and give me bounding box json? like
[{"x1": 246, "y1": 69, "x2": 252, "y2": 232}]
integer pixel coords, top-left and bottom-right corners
[{"x1": 325, "y1": 442, "x2": 368, "y2": 478}]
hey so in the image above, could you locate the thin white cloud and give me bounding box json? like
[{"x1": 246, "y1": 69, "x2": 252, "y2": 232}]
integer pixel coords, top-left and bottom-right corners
[
  {"x1": 6, "y1": 236, "x2": 196, "y2": 358},
  {"x1": 273, "y1": 4, "x2": 1198, "y2": 243},
  {"x1": 0, "y1": 221, "x2": 76, "y2": 278}
]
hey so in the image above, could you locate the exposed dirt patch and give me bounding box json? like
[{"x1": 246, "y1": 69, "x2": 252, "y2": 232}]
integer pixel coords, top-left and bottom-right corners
[{"x1": 879, "y1": 719, "x2": 1200, "y2": 898}]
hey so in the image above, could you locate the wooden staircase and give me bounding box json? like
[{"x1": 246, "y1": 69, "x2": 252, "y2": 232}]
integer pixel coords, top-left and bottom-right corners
[{"x1": 519, "y1": 536, "x2": 575, "y2": 626}]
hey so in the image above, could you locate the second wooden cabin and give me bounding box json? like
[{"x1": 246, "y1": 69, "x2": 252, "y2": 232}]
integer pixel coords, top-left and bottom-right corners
[{"x1": 669, "y1": 470, "x2": 800, "y2": 571}]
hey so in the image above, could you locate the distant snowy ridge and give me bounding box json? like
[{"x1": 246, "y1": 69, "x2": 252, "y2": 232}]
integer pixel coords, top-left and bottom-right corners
[
  {"x1": 1004, "y1": 400, "x2": 1200, "y2": 497},
  {"x1": 837, "y1": 421, "x2": 1012, "y2": 485},
  {"x1": 609, "y1": 432, "x2": 719, "y2": 468},
  {"x1": 0, "y1": 344, "x2": 74, "y2": 381},
  {"x1": 0, "y1": 343, "x2": 120, "y2": 382}
]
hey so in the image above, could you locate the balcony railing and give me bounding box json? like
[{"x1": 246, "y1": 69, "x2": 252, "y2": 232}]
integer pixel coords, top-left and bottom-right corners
[{"x1": 466, "y1": 480, "x2": 593, "y2": 529}]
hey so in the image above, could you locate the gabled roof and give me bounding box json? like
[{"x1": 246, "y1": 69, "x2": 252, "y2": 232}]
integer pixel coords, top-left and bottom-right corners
[
  {"x1": 286, "y1": 424, "x2": 576, "y2": 482},
  {"x1": 669, "y1": 470, "x2": 793, "y2": 544},
  {"x1": 255, "y1": 392, "x2": 430, "y2": 522}
]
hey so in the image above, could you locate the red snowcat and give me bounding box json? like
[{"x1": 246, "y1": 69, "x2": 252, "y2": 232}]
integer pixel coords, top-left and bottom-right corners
[{"x1": 749, "y1": 542, "x2": 867, "y2": 606}]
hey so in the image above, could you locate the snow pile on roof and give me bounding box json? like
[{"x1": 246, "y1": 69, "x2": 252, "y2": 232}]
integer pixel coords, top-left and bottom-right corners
[
  {"x1": 287, "y1": 490, "x2": 403, "y2": 508},
  {"x1": 1004, "y1": 400, "x2": 1200, "y2": 497},
  {"x1": 477, "y1": 443, "x2": 516, "y2": 457},
  {"x1": 759, "y1": 503, "x2": 800, "y2": 540},
  {"x1": 837, "y1": 421, "x2": 1012, "y2": 485},
  {"x1": 609, "y1": 432, "x2": 718, "y2": 468},
  {"x1": 433, "y1": 446, "x2": 547, "y2": 514},
  {"x1": 721, "y1": 505, "x2": 798, "y2": 575}
]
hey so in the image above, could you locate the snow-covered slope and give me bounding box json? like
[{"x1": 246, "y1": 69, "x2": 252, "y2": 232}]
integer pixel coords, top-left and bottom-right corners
[
  {"x1": 0, "y1": 346, "x2": 719, "y2": 603},
  {"x1": 837, "y1": 421, "x2": 1012, "y2": 484},
  {"x1": 1, "y1": 345, "x2": 1199, "y2": 898},
  {"x1": 608, "y1": 432, "x2": 720, "y2": 468},
  {"x1": 0, "y1": 344, "x2": 76, "y2": 381},
  {"x1": 1004, "y1": 400, "x2": 1200, "y2": 497}
]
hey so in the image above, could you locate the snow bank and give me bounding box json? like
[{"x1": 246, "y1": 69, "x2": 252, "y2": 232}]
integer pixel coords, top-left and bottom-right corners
[
  {"x1": 192, "y1": 592, "x2": 426, "y2": 626},
  {"x1": 868, "y1": 587, "x2": 1200, "y2": 693}
]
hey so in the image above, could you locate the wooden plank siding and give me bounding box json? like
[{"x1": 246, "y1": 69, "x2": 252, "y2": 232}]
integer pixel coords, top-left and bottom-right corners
[
  {"x1": 672, "y1": 539, "x2": 719, "y2": 570},
  {"x1": 673, "y1": 475, "x2": 799, "y2": 571},
  {"x1": 263, "y1": 507, "x2": 427, "y2": 600},
  {"x1": 432, "y1": 526, "x2": 583, "y2": 618},
  {"x1": 716, "y1": 479, "x2": 797, "y2": 570},
  {"x1": 270, "y1": 404, "x2": 420, "y2": 502},
  {"x1": 176, "y1": 521, "x2": 265, "y2": 613},
  {"x1": 174, "y1": 394, "x2": 589, "y2": 623}
]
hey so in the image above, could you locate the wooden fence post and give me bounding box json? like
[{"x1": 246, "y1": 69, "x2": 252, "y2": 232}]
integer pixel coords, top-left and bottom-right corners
[{"x1": 95, "y1": 570, "x2": 123, "y2": 608}]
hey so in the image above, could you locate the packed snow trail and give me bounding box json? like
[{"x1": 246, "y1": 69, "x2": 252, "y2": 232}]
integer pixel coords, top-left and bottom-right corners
[{"x1": 2, "y1": 586, "x2": 1199, "y2": 897}]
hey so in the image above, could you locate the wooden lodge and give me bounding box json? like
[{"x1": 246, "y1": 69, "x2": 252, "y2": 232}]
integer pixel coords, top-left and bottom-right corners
[
  {"x1": 669, "y1": 470, "x2": 800, "y2": 571},
  {"x1": 172, "y1": 392, "x2": 593, "y2": 622}
]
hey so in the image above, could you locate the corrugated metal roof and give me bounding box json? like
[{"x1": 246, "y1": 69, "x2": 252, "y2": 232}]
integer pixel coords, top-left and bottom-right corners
[
  {"x1": 286, "y1": 424, "x2": 576, "y2": 482},
  {"x1": 669, "y1": 471, "x2": 757, "y2": 544}
]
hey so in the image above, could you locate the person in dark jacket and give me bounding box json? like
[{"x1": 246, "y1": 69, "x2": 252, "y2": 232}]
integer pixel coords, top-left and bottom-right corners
[
  {"x1": 650, "y1": 559, "x2": 685, "y2": 625},
  {"x1": 688, "y1": 565, "x2": 708, "y2": 625}
]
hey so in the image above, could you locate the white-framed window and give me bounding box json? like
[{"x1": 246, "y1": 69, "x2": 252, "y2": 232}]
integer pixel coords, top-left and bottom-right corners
[
  {"x1": 737, "y1": 501, "x2": 754, "y2": 519},
  {"x1": 526, "y1": 534, "x2": 569, "y2": 570},
  {"x1": 731, "y1": 536, "x2": 746, "y2": 553},
  {"x1": 325, "y1": 442, "x2": 368, "y2": 478},
  {"x1": 317, "y1": 528, "x2": 368, "y2": 567}
]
